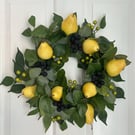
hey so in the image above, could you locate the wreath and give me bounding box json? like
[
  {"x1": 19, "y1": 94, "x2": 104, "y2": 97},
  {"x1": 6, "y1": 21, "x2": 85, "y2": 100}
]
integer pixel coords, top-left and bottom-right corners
[{"x1": 0, "y1": 13, "x2": 130, "y2": 132}]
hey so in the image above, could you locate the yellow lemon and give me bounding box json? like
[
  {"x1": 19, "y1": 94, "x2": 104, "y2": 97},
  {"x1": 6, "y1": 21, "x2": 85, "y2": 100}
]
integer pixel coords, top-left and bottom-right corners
[
  {"x1": 22, "y1": 85, "x2": 36, "y2": 98},
  {"x1": 51, "y1": 86, "x2": 63, "y2": 101},
  {"x1": 82, "y1": 82, "x2": 97, "y2": 98},
  {"x1": 85, "y1": 104, "x2": 94, "y2": 124},
  {"x1": 83, "y1": 39, "x2": 99, "y2": 55},
  {"x1": 61, "y1": 13, "x2": 78, "y2": 35},
  {"x1": 37, "y1": 42, "x2": 53, "y2": 60},
  {"x1": 106, "y1": 59, "x2": 126, "y2": 77}
]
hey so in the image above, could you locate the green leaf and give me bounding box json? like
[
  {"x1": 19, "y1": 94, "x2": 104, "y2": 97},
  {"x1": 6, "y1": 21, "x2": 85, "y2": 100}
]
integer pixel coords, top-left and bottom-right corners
[
  {"x1": 43, "y1": 115, "x2": 52, "y2": 132},
  {"x1": 9, "y1": 84, "x2": 25, "y2": 93},
  {"x1": 49, "y1": 13, "x2": 63, "y2": 32},
  {"x1": 73, "y1": 90, "x2": 83, "y2": 104},
  {"x1": 112, "y1": 75, "x2": 125, "y2": 82},
  {"x1": 115, "y1": 54, "x2": 127, "y2": 59},
  {"x1": 27, "y1": 96, "x2": 39, "y2": 107},
  {"x1": 54, "y1": 44, "x2": 66, "y2": 56},
  {"x1": 47, "y1": 70, "x2": 56, "y2": 81},
  {"x1": 13, "y1": 60, "x2": 25, "y2": 73},
  {"x1": 0, "y1": 76, "x2": 14, "y2": 86},
  {"x1": 66, "y1": 93, "x2": 74, "y2": 104},
  {"x1": 22, "y1": 28, "x2": 31, "y2": 37},
  {"x1": 87, "y1": 62, "x2": 102, "y2": 74},
  {"x1": 79, "y1": 25, "x2": 92, "y2": 37},
  {"x1": 56, "y1": 69, "x2": 67, "y2": 87},
  {"x1": 28, "y1": 16, "x2": 36, "y2": 27},
  {"x1": 29, "y1": 68, "x2": 41, "y2": 79},
  {"x1": 24, "y1": 49, "x2": 38, "y2": 66},
  {"x1": 97, "y1": 36, "x2": 114, "y2": 52},
  {"x1": 102, "y1": 47, "x2": 117, "y2": 60},
  {"x1": 36, "y1": 85, "x2": 45, "y2": 95},
  {"x1": 28, "y1": 108, "x2": 39, "y2": 116},
  {"x1": 37, "y1": 76, "x2": 49, "y2": 86},
  {"x1": 77, "y1": 103, "x2": 87, "y2": 117},
  {"x1": 104, "y1": 91, "x2": 116, "y2": 104},
  {"x1": 58, "y1": 121, "x2": 68, "y2": 131},
  {"x1": 16, "y1": 48, "x2": 24, "y2": 67},
  {"x1": 98, "y1": 110, "x2": 107, "y2": 125},
  {"x1": 32, "y1": 25, "x2": 49, "y2": 38},
  {"x1": 106, "y1": 103, "x2": 115, "y2": 111},
  {"x1": 73, "y1": 111, "x2": 85, "y2": 127},
  {"x1": 39, "y1": 96, "x2": 55, "y2": 115},
  {"x1": 115, "y1": 87, "x2": 125, "y2": 99},
  {"x1": 100, "y1": 16, "x2": 106, "y2": 29},
  {"x1": 90, "y1": 95, "x2": 105, "y2": 112},
  {"x1": 24, "y1": 79, "x2": 35, "y2": 86}
]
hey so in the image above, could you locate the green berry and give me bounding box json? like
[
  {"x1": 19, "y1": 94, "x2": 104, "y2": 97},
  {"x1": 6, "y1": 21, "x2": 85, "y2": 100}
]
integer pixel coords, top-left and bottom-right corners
[
  {"x1": 52, "y1": 55, "x2": 56, "y2": 59},
  {"x1": 15, "y1": 78, "x2": 22, "y2": 83},
  {"x1": 68, "y1": 80, "x2": 72, "y2": 83},
  {"x1": 59, "y1": 57, "x2": 63, "y2": 60},
  {"x1": 56, "y1": 116, "x2": 61, "y2": 120},
  {"x1": 73, "y1": 80, "x2": 77, "y2": 84},
  {"x1": 57, "y1": 60, "x2": 61, "y2": 64},
  {"x1": 96, "y1": 26, "x2": 100, "y2": 31},
  {"x1": 93, "y1": 20, "x2": 97, "y2": 25},
  {"x1": 81, "y1": 59, "x2": 85, "y2": 63},
  {"x1": 16, "y1": 70, "x2": 21, "y2": 75},
  {"x1": 114, "y1": 92, "x2": 117, "y2": 95},
  {"x1": 22, "y1": 72, "x2": 26, "y2": 77},
  {"x1": 85, "y1": 56, "x2": 89, "y2": 60}
]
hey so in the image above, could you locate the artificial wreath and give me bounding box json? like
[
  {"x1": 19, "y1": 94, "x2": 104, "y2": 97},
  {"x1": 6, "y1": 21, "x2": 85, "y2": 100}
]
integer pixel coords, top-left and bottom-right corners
[{"x1": 0, "y1": 13, "x2": 130, "y2": 132}]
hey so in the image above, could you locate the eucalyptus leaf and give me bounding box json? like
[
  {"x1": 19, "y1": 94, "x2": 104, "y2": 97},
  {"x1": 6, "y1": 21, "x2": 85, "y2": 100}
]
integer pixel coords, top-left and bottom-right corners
[{"x1": 29, "y1": 68, "x2": 41, "y2": 79}]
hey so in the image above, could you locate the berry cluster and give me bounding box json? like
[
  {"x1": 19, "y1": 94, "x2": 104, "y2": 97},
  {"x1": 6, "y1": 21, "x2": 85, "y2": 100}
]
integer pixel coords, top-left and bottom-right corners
[
  {"x1": 15, "y1": 70, "x2": 27, "y2": 83},
  {"x1": 91, "y1": 71, "x2": 105, "y2": 88},
  {"x1": 53, "y1": 100, "x2": 72, "y2": 112},
  {"x1": 33, "y1": 61, "x2": 51, "y2": 77},
  {"x1": 69, "y1": 33, "x2": 82, "y2": 53}
]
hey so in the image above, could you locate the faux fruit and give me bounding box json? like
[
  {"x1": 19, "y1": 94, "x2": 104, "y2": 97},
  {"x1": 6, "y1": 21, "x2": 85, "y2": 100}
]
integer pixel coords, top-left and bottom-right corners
[
  {"x1": 106, "y1": 59, "x2": 126, "y2": 77},
  {"x1": 85, "y1": 104, "x2": 94, "y2": 124},
  {"x1": 82, "y1": 82, "x2": 97, "y2": 98},
  {"x1": 51, "y1": 86, "x2": 63, "y2": 101},
  {"x1": 83, "y1": 39, "x2": 99, "y2": 55},
  {"x1": 37, "y1": 42, "x2": 53, "y2": 60},
  {"x1": 22, "y1": 85, "x2": 36, "y2": 98},
  {"x1": 61, "y1": 13, "x2": 78, "y2": 35}
]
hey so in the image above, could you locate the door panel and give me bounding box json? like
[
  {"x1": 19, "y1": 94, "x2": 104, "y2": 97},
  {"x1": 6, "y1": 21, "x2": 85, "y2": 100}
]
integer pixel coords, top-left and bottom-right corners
[{"x1": 0, "y1": 0, "x2": 131, "y2": 135}]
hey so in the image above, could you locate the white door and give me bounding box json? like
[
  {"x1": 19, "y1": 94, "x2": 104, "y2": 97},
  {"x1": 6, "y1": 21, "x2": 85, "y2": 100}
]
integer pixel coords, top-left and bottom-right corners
[{"x1": 0, "y1": 0, "x2": 133, "y2": 135}]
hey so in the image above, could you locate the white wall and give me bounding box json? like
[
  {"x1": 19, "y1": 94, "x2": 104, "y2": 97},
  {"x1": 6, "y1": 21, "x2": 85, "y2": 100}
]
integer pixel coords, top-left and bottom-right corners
[{"x1": 128, "y1": 0, "x2": 135, "y2": 135}]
